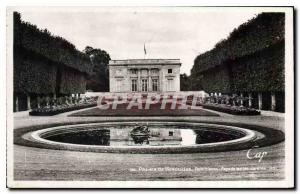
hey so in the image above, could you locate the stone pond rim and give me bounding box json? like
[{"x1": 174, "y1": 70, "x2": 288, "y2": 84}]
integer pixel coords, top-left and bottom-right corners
[{"x1": 14, "y1": 120, "x2": 285, "y2": 154}]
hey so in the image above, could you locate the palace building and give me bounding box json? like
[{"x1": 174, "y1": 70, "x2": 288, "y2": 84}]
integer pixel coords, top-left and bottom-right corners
[{"x1": 108, "y1": 59, "x2": 181, "y2": 93}]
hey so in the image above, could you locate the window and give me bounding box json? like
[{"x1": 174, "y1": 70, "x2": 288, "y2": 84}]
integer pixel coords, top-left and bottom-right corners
[
  {"x1": 131, "y1": 79, "x2": 137, "y2": 92},
  {"x1": 141, "y1": 69, "x2": 148, "y2": 76},
  {"x1": 141, "y1": 79, "x2": 148, "y2": 92},
  {"x1": 168, "y1": 69, "x2": 172, "y2": 74},
  {"x1": 131, "y1": 69, "x2": 138, "y2": 74},
  {"x1": 116, "y1": 80, "x2": 121, "y2": 92},
  {"x1": 167, "y1": 79, "x2": 173, "y2": 91},
  {"x1": 151, "y1": 69, "x2": 159, "y2": 74},
  {"x1": 152, "y1": 79, "x2": 158, "y2": 92},
  {"x1": 169, "y1": 131, "x2": 174, "y2": 136},
  {"x1": 116, "y1": 69, "x2": 122, "y2": 76}
]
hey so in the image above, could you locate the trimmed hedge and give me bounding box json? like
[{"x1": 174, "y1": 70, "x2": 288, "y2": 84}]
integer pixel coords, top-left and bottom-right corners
[
  {"x1": 231, "y1": 41, "x2": 284, "y2": 92},
  {"x1": 192, "y1": 12, "x2": 284, "y2": 73},
  {"x1": 14, "y1": 12, "x2": 92, "y2": 74},
  {"x1": 13, "y1": 12, "x2": 97, "y2": 98},
  {"x1": 14, "y1": 48, "x2": 57, "y2": 94},
  {"x1": 29, "y1": 102, "x2": 97, "y2": 116},
  {"x1": 190, "y1": 12, "x2": 285, "y2": 94},
  {"x1": 198, "y1": 65, "x2": 232, "y2": 93},
  {"x1": 59, "y1": 68, "x2": 87, "y2": 94},
  {"x1": 202, "y1": 104, "x2": 260, "y2": 115}
]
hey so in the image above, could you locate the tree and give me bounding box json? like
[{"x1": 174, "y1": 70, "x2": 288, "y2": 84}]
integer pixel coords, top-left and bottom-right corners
[
  {"x1": 180, "y1": 73, "x2": 191, "y2": 91},
  {"x1": 84, "y1": 46, "x2": 111, "y2": 92}
]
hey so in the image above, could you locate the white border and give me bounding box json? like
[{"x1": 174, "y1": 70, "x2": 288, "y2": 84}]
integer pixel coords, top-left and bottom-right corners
[
  {"x1": 28, "y1": 122, "x2": 256, "y2": 150},
  {"x1": 5, "y1": 6, "x2": 294, "y2": 189}
]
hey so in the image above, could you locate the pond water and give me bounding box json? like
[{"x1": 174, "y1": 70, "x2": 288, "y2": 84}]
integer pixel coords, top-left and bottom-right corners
[{"x1": 42, "y1": 124, "x2": 246, "y2": 146}]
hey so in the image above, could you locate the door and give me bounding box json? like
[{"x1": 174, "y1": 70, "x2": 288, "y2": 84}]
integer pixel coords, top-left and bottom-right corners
[{"x1": 167, "y1": 79, "x2": 173, "y2": 91}]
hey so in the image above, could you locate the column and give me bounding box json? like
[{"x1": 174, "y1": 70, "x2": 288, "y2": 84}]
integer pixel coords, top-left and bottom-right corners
[
  {"x1": 148, "y1": 69, "x2": 151, "y2": 92},
  {"x1": 232, "y1": 94, "x2": 236, "y2": 106},
  {"x1": 27, "y1": 95, "x2": 31, "y2": 110},
  {"x1": 158, "y1": 67, "x2": 166, "y2": 92},
  {"x1": 37, "y1": 96, "x2": 41, "y2": 108},
  {"x1": 137, "y1": 69, "x2": 140, "y2": 92},
  {"x1": 240, "y1": 93, "x2": 244, "y2": 107},
  {"x1": 258, "y1": 93, "x2": 263, "y2": 110},
  {"x1": 219, "y1": 93, "x2": 222, "y2": 104},
  {"x1": 53, "y1": 93, "x2": 57, "y2": 106},
  {"x1": 271, "y1": 92, "x2": 276, "y2": 111},
  {"x1": 248, "y1": 93, "x2": 252, "y2": 108},
  {"x1": 15, "y1": 96, "x2": 19, "y2": 112},
  {"x1": 46, "y1": 95, "x2": 50, "y2": 106},
  {"x1": 158, "y1": 71, "x2": 161, "y2": 92}
]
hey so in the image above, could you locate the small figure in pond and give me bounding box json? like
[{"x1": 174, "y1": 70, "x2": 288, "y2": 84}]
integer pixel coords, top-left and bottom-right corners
[{"x1": 130, "y1": 125, "x2": 150, "y2": 145}]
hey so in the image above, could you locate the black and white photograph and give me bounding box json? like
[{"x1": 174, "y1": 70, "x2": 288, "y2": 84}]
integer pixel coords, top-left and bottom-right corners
[{"x1": 6, "y1": 6, "x2": 294, "y2": 188}]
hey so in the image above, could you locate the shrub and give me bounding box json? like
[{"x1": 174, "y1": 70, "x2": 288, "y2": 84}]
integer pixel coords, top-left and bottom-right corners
[
  {"x1": 202, "y1": 104, "x2": 260, "y2": 115},
  {"x1": 29, "y1": 99, "x2": 97, "y2": 116}
]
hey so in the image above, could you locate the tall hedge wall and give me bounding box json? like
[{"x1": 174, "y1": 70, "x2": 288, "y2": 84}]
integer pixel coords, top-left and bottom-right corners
[
  {"x1": 231, "y1": 41, "x2": 284, "y2": 93},
  {"x1": 59, "y1": 68, "x2": 86, "y2": 94},
  {"x1": 14, "y1": 12, "x2": 92, "y2": 75},
  {"x1": 191, "y1": 12, "x2": 285, "y2": 94},
  {"x1": 198, "y1": 65, "x2": 232, "y2": 93},
  {"x1": 192, "y1": 12, "x2": 285, "y2": 74},
  {"x1": 14, "y1": 48, "x2": 57, "y2": 95},
  {"x1": 14, "y1": 12, "x2": 93, "y2": 97}
]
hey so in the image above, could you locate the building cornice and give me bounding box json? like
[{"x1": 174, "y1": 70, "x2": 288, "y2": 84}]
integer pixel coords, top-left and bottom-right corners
[{"x1": 109, "y1": 59, "x2": 181, "y2": 66}]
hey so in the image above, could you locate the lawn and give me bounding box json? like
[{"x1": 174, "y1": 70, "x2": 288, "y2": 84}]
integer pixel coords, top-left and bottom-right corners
[{"x1": 69, "y1": 102, "x2": 219, "y2": 117}]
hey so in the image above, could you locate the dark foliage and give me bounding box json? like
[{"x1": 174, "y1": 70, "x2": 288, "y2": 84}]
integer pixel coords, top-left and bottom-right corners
[
  {"x1": 14, "y1": 12, "x2": 93, "y2": 74},
  {"x1": 84, "y1": 46, "x2": 111, "y2": 92},
  {"x1": 180, "y1": 73, "x2": 191, "y2": 91},
  {"x1": 58, "y1": 68, "x2": 87, "y2": 94},
  {"x1": 231, "y1": 41, "x2": 284, "y2": 92},
  {"x1": 192, "y1": 12, "x2": 284, "y2": 73},
  {"x1": 29, "y1": 96, "x2": 98, "y2": 116},
  {"x1": 13, "y1": 12, "x2": 97, "y2": 98},
  {"x1": 190, "y1": 12, "x2": 285, "y2": 94},
  {"x1": 202, "y1": 104, "x2": 260, "y2": 115},
  {"x1": 14, "y1": 47, "x2": 57, "y2": 94},
  {"x1": 29, "y1": 103, "x2": 97, "y2": 116}
]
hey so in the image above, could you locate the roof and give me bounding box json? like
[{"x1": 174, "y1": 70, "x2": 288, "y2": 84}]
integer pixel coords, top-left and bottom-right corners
[{"x1": 109, "y1": 59, "x2": 181, "y2": 66}]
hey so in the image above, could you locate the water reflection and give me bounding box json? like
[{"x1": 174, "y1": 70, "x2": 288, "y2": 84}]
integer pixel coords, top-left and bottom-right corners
[
  {"x1": 45, "y1": 125, "x2": 244, "y2": 146},
  {"x1": 46, "y1": 129, "x2": 111, "y2": 146},
  {"x1": 194, "y1": 130, "x2": 242, "y2": 144}
]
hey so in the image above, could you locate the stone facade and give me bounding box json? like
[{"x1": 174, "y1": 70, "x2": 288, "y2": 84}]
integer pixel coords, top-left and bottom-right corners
[{"x1": 109, "y1": 59, "x2": 181, "y2": 93}]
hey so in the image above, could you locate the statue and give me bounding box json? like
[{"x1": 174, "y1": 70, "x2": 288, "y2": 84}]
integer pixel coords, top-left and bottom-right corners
[{"x1": 130, "y1": 125, "x2": 150, "y2": 145}]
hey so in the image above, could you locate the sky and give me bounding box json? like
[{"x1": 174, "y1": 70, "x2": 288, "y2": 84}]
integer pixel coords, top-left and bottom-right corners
[{"x1": 17, "y1": 7, "x2": 261, "y2": 75}]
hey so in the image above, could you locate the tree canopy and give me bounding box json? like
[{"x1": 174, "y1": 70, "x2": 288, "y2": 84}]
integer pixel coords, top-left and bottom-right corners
[{"x1": 84, "y1": 46, "x2": 111, "y2": 92}]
